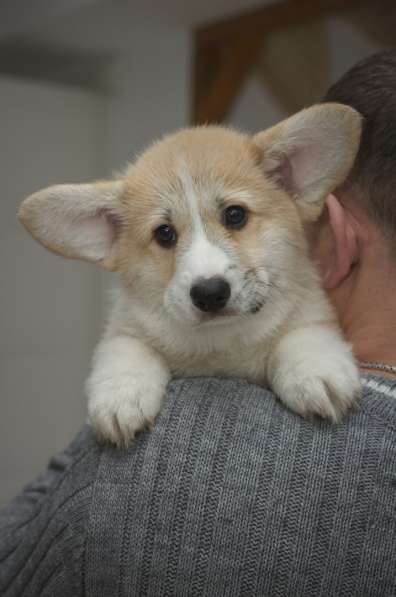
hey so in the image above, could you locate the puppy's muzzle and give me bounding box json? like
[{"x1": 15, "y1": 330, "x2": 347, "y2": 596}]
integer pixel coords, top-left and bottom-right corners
[{"x1": 190, "y1": 276, "x2": 231, "y2": 313}]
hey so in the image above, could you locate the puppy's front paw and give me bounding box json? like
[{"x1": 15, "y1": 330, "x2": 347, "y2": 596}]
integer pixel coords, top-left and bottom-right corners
[
  {"x1": 271, "y1": 333, "x2": 361, "y2": 422},
  {"x1": 87, "y1": 373, "x2": 167, "y2": 447},
  {"x1": 276, "y1": 364, "x2": 360, "y2": 422}
]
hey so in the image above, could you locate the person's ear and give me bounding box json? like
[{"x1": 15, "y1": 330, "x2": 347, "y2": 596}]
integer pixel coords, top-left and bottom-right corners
[
  {"x1": 18, "y1": 180, "x2": 125, "y2": 271},
  {"x1": 322, "y1": 194, "x2": 358, "y2": 289},
  {"x1": 253, "y1": 103, "x2": 362, "y2": 222}
]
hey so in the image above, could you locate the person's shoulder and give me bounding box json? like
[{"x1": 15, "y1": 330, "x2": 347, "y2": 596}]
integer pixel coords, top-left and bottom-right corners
[
  {"x1": 0, "y1": 426, "x2": 101, "y2": 596},
  {"x1": 167, "y1": 375, "x2": 396, "y2": 433},
  {"x1": 1, "y1": 376, "x2": 395, "y2": 596},
  {"x1": 360, "y1": 374, "x2": 396, "y2": 431},
  {"x1": 83, "y1": 377, "x2": 396, "y2": 595}
]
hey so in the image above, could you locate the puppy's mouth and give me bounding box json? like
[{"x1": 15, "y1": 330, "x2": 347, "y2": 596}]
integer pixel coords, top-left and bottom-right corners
[{"x1": 194, "y1": 302, "x2": 264, "y2": 326}]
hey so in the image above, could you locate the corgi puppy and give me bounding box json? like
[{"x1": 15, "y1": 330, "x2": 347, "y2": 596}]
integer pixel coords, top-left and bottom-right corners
[{"x1": 19, "y1": 103, "x2": 362, "y2": 447}]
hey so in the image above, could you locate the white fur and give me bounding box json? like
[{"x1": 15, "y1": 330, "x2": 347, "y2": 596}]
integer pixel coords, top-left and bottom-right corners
[
  {"x1": 86, "y1": 336, "x2": 170, "y2": 447},
  {"x1": 268, "y1": 324, "x2": 359, "y2": 422},
  {"x1": 164, "y1": 230, "x2": 231, "y2": 323}
]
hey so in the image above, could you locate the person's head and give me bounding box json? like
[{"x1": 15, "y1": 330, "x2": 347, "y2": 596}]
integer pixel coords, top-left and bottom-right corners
[
  {"x1": 325, "y1": 50, "x2": 396, "y2": 236},
  {"x1": 312, "y1": 50, "x2": 396, "y2": 343}
]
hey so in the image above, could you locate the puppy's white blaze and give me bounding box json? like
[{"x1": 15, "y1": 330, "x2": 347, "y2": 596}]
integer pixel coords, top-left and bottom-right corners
[
  {"x1": 177, "y1": 159, "x2": 202, "y2": 229},
  {"x1": 164, "y1": 228, "x2": 232, "y2": 322},
  {"x1": 168, "y1": 160, "x2": 232, "y2": 315},
  {"x1": 181, "y1": 230, "x2": 231, "y2": 282}
]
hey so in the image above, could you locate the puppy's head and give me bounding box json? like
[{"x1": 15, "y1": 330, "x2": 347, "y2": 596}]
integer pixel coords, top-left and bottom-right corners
[{"x1": 19, "y1": 104, "x2": 361, "y2": 327}]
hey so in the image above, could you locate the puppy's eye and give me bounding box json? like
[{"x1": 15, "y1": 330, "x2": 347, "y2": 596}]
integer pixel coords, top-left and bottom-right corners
[
  {"x1": 223, "y1": 205, "x2": 247, "y2": 230},
  {"x1": 154, "y1": 224, "x2": 177, "y2": 248}
]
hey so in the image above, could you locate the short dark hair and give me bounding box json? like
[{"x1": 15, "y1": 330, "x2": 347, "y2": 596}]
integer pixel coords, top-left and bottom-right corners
[{"x1": 324, "y1": 50, "x2": 396, "y2": 236}]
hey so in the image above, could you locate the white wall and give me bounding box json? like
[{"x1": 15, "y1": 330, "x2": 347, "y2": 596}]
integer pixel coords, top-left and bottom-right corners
[
  {"x1": 0, "y1": 77, "x2": 104, "y2": 506},
  {"x1": 228, "y1": 75, "x2": 286, "y2": 132},
  {"x1": 104, "y1": 27, "x2": 190, "y2": 173},
  {"x1": 326, "y1": 16, "x2": 380, "y2": 81},
  {"x1": 0, "y1": 25, "x2": 190, "y2": 507}
]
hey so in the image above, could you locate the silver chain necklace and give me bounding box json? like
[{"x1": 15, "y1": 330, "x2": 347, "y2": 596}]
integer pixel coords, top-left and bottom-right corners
[{"x1": 359, "y1": 361, "x2": 396, "y2": 374}]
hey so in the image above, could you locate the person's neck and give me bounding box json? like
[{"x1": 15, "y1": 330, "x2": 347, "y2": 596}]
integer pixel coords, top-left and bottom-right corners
[{"x1": 330, "y1": 253, "x2": 396, "y2": 377}]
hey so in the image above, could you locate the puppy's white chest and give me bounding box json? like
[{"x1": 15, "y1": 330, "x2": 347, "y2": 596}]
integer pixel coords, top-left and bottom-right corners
[{"x1": 164, "y1": 339, "x2": 270, "y2": 385}]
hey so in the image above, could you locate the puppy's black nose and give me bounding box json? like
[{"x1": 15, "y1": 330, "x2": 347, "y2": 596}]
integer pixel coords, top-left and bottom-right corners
[{"x1": 190, "y1": 276, "x2": 231, "y2": 313}]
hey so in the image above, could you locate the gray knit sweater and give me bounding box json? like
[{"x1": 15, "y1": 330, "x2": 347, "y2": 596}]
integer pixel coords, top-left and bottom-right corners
[{"x1": 0, "y1": 376, "x2": 395, "y2": 596}]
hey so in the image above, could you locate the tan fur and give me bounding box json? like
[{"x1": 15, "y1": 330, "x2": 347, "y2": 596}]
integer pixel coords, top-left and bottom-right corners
[{"x1": 105, "y1": 128, "x2": 311, "y2": 289}]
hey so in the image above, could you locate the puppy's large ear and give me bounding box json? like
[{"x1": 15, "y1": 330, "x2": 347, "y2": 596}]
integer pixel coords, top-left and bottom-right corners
[
  {"x1": 254, "y1": 103, "x2": 362, "y2": 221},
  {"x1": 18, "y1": 180, "x2": 125, "y2": 270}
]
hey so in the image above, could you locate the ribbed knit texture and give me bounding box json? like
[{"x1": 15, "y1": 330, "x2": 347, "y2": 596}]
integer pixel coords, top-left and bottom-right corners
[{"x1": 1, "y1": 376, "x2": 395, "y2": 596}]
